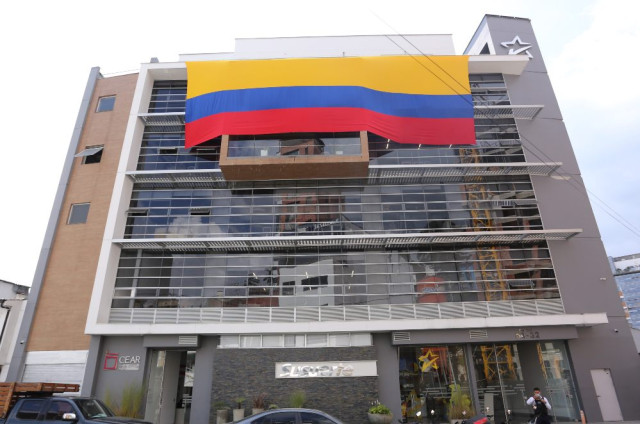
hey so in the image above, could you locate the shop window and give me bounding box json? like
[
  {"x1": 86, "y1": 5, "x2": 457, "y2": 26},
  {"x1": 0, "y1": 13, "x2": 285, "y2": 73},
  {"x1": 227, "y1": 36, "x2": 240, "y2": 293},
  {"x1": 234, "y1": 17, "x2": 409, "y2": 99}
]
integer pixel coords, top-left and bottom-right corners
[
  {"x1": 399, "y1": 345, "x2": 473, "y2": 423},
  {"x1": 68, "y1": 203, "x2": 90, "y2": 224},
  {"x1": 96, "y1": 95, "x2": 116, "y2": 112}
]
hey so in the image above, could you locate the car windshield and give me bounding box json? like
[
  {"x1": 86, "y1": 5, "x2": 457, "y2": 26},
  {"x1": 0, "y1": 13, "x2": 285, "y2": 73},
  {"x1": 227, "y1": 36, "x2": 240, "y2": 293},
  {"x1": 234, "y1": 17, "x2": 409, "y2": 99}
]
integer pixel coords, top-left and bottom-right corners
[{"x1": 74, "y1": 399, "x2": 115, "y2": 419}]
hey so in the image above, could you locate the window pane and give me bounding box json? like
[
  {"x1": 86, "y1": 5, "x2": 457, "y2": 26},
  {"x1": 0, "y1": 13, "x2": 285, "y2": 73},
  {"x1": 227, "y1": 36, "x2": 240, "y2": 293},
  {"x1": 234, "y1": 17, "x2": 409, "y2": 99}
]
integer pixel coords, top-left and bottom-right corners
[
  {"x1": 46, "y1": 400, "x2": 74, "y2": 420},
  {"x1": 68, "y1": 203, "x2": 90, "y2": 224},
  {"x1": 262, "y1": 335, "x2": 283, "y2": 348},
  {"x1": 96, "y1": 96, "x2": 116, "y2": 112},
  {"x1": 261, "y1": 412, "x2": 297, "y2": 424},
  {"x1": 220, "y1": 335, "x2": 239, "y2": 348},
  {"x1": 16, "y1": 399, "x2": 45, "y2": 419},
  {"x1": 300, "y1": 412, "x2": 338, "y2": 424},
  {"x1": 240, "y1": 335, "x2": 261, "y2": 348}
]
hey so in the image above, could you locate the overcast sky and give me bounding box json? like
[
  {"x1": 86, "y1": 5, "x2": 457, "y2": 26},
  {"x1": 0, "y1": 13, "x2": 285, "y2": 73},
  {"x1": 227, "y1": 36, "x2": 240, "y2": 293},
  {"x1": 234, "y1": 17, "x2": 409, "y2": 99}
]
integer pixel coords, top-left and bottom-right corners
[{"x1": 1, "y1": 0, "x2": 639, "y2": 286}]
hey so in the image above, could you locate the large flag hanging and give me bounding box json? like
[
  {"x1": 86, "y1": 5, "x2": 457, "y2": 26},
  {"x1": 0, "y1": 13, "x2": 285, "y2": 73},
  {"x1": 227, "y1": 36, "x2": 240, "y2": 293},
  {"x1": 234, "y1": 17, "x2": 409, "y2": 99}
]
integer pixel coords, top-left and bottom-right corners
[{"x1": 185, "y1": 56, "x2": 474, "y2": 148}]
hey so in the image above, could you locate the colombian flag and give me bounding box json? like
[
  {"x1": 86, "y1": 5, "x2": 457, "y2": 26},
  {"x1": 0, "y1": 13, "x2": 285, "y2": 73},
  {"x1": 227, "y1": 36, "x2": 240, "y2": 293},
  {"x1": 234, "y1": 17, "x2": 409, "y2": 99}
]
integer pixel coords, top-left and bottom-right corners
[{"x1": 185, "y1": 56, "x2": 474, "y2": 148}]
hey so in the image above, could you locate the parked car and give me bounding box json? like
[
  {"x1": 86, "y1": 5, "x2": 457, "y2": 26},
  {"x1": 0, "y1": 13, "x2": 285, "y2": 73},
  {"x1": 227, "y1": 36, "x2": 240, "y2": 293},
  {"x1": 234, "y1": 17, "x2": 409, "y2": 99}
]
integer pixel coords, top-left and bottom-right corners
[
  {"x1": 0, "y1": 382, "x2": 152, "y2": 424},
  {"x1": 232, "y1": 408, "x2": 344, "y2": 424},
  {"x1": 0, "y1": 397, "x2": 153, "y2": 424}
]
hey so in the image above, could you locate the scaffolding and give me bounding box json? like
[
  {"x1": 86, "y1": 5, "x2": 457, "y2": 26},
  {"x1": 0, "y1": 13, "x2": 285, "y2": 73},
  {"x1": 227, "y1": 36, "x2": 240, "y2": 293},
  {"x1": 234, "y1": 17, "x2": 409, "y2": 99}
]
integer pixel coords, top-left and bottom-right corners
[{"x1": 459, "y1": 147, "x2": 508, "y2": 301}]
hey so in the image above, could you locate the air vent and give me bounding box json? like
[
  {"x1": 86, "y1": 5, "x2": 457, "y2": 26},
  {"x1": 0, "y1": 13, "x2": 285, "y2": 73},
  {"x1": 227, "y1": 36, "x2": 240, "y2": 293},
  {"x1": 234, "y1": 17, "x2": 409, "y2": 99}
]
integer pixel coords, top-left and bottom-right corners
[
  {"x1": 393, "y1": 332, "x2": 411, "y2": 342},
  {"x1": 469, "y1": 329, "x2": 488, "y2": 339},
  {"x1": 178, "y1": 335, "x2": 198, "y2": 346}
]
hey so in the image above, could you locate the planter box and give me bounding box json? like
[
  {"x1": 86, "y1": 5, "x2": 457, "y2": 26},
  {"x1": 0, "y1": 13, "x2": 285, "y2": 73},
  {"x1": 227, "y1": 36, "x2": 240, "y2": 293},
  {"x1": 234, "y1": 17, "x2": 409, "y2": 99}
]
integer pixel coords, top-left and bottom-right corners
[
  {"x1": 368, "y1": 413, "x2": 393, "y2": 424},
  {"x1": 233, "y1": 409, "x2": 245, "y2": 421},
  {"x1": 216, "y1": 409, "x2": 229, "y2": 424}
]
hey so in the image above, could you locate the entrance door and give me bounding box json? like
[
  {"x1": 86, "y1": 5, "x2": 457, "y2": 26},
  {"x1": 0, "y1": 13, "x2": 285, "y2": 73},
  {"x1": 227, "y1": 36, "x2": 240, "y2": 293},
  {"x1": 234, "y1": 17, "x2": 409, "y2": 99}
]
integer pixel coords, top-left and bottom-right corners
[
  {"x1": 472, "y1": 342, "x2": 580, "y2": 424},
  {"x1": 398, "y1": 345, "x2": 473, "y2": 423},
  {"x1": 144, "y1": 350, "x2": 196, "y2": 424},
  {"x1": 590, "y1": 369, "x2": 623, "y2": 421},
  {"x1": 471, "y1": 344, "x2": 525, "y2": 424}
]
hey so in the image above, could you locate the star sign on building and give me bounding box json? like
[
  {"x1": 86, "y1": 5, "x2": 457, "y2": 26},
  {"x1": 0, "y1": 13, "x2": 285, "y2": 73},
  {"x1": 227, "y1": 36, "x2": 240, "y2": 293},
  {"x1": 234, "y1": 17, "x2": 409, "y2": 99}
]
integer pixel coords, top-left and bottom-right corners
[{"x1": 501, "y1": 36, "x2": 533, "y2": 58}]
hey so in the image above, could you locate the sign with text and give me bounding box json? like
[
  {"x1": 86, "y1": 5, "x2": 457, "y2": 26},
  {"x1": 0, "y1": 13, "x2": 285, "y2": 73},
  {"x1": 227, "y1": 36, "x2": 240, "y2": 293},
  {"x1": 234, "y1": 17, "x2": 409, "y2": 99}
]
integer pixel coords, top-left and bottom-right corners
[
  {"x1": 275, "y1": 360, "x2": 377, "y2": 379},
  {"x1": 103, "y1": 352, "x2": 141, "y2": 371}
]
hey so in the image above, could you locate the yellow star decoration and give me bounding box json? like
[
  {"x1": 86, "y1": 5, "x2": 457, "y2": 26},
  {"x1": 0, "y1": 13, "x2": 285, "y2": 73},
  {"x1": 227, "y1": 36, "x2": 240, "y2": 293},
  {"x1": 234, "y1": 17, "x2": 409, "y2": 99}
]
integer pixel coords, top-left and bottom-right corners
[{"x1": 418, "y1": 349, "x2": 439, "y2": 372}]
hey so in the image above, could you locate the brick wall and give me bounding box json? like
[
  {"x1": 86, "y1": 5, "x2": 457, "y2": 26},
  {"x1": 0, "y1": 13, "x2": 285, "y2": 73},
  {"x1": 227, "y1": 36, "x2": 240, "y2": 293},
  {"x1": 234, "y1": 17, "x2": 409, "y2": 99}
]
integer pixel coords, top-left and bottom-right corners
[{"x1": 211, "y1": 346, "x2": 379, "y2": 423}]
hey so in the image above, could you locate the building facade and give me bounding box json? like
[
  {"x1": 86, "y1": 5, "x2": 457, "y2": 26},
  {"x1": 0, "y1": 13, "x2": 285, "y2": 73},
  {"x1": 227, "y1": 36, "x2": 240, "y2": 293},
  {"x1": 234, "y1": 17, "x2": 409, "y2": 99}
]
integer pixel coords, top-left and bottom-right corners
[
  {"x1": 9, "y1": 15, "x2": 640, "y2": 424},
  {"x1": 610, "y1": 253, "x2": 640, "y2": 328},
  {"x1": 0, "y1": 280, "x2": 28, "y2": 381}
]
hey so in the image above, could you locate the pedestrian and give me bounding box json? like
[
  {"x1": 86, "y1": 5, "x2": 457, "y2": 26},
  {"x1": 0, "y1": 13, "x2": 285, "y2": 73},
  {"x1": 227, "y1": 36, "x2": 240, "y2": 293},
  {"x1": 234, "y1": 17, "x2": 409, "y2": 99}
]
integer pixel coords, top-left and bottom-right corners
[{"x1": 526, "y1": 387, "x2": 551, "y2": 424}]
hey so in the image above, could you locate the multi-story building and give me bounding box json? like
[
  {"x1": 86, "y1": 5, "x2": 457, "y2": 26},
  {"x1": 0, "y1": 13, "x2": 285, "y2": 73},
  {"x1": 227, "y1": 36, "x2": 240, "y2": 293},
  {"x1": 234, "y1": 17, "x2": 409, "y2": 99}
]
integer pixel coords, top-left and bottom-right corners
[
  {"x1": 8, "y1": 15, "x2": 640, "y2": 424},
  {"x1": 610, "y1": 253, "x2": 640, "y2": 328},
  {"x1": 0, "y1": 279, "x2": 28, "y2": 381}
]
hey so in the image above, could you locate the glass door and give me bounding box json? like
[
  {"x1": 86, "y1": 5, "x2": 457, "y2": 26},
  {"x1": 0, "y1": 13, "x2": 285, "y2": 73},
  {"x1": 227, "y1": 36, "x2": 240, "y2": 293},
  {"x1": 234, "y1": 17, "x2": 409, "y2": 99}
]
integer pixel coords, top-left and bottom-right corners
[
  {"x1": 144, "y1": 350, "x2": 196, "y2": 424},
  {"x1": 144, "y1": 350, "x2": 166, "y2": 424},
  {"x1": 399, "y1": 345, "x2": 474, "y2": 423},
  {"x1": 471, "y1": 344, "x2": 526, "y2": 424},
  {"x1": 175, "y1": 351, "x2": 196, "y2": 424},
  {"x1": 537, "y1": 342, "x2": 580, "y2": 422},
  {"x1": 471, "y1": 342, "x2": 580, "y2": 424}
]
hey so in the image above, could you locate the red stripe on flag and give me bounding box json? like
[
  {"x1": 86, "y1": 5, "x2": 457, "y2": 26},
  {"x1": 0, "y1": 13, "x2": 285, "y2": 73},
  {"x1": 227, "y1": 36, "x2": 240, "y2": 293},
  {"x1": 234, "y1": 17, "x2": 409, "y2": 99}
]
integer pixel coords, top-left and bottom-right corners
[{"x1": 185, "y1": 108, "x2": 475, "y2": 148}]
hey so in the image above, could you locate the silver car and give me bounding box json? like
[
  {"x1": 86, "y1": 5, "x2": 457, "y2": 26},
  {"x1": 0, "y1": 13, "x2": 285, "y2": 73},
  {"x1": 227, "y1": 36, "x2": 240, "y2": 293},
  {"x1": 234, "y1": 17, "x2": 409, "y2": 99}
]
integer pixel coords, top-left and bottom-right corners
[{"x1": 232, "y1": 408, "x2": 345, "y2": 424}]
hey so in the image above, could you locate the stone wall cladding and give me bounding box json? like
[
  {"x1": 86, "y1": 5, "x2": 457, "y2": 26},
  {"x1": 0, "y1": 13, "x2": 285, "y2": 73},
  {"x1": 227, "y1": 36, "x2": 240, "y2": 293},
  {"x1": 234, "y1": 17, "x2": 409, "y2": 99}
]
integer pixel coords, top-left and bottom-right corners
[{"x1": 210, "y1": 346, "x2": 378, "y2": 423}]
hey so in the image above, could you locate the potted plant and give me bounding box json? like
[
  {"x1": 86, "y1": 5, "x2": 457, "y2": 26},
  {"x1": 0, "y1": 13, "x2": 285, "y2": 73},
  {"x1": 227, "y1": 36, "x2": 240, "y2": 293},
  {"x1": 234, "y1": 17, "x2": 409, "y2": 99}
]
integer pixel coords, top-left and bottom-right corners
[
  {"x1": 233, "y1": 397, "x2": 246, "y2": 421},
  {"x1": 289, "y1": 390, "x2": 306, "y2": 408},
  {"x1": 213, "y1": 401, "x2": 230, "y2": 424},
  {"x1": 448, "y1": 384, "x2": 475, "y2": 424},
  {"x1": 252, "y1": 393, "x2": 267, "y2": 415},
  {"x1": 368, "y1": 401, "x2": 393, "y2": 424}
]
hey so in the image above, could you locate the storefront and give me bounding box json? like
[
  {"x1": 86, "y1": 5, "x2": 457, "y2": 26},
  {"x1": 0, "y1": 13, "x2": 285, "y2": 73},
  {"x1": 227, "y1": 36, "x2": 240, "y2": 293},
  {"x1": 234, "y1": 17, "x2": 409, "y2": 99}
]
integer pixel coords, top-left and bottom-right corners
[{"x1": 397, "y1": 340, "x2": 580, "y2": 424}]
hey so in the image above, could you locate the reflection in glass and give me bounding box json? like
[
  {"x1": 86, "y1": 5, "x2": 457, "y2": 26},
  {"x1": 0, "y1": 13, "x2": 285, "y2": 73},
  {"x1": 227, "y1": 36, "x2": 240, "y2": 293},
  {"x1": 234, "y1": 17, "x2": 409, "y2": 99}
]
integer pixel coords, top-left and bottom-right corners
[
  {"x1": 124, "y1": 178, "x2": 541, "y2": 239},
  {"x1": 111, "y1": 244, "x2": 559, "y2": 309},
  {"x1": 227, "y1": 133, "x2": 361, "y2": 158},
  {"x1": 471, "y1": 342, "x2": 580, "y2": 424},
  {"x1": 398, "y1": 346, "x2": 473, "y2": 423}
]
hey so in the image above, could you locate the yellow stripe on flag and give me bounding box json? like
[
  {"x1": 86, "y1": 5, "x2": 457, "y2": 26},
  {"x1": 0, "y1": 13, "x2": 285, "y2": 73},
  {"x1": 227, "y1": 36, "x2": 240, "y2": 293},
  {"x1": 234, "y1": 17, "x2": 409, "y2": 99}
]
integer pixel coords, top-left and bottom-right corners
[{"x1": 187, "y1": 56, "x2": 470, "y2": 99}]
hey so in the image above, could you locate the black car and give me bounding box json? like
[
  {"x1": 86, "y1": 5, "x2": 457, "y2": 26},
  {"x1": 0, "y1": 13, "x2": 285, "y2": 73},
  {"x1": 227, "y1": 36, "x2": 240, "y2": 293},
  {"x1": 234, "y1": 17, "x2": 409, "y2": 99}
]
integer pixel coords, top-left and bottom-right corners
[{"x1": 232, "y1": 408, "x2": 344, "y2": 424}]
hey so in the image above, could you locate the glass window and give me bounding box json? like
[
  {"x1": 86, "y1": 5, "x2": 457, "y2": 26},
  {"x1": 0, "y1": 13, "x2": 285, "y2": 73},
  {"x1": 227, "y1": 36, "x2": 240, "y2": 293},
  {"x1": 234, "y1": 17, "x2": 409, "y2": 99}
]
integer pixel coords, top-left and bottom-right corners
[
  {"x1": 16, "y1": 399, "x2": 45, "y2": 419},
  {"x1": 220, "y1": 335, "x2": 239, "y2": 348},
  {"x1": 262, "y1": 335, "x2": 283, "y2": 348},
  {"x1": 96, "y1": 95, "x2": 116, "y2": 112},
  {"x1": 398, "y1": 345, "x2": 473, "y2": 423},
  {"x1": 253, "y1": 411, "x2": 297, "y2": 424},
  {"x1": 240, "y1": 335, "x2": 261, "y2": 348},
  {"x1": 68, "y1": 203, "x2": 90, "y2": 224},
  {"x1": 306, "y1": 334, "x2": 327, "y2": 347},
  {"x1": 45, "y1": 400, "x2": 75, "y2": 420},
  {"x1": 300, "y1": 411, "x2": 340, "y2": 424},
  {"x1": 75, "y1": 145, "x2": 104, "y2": 164},
  {"x1": 350, "y1": 333, "x2": 372, "y2": 346},
  {"x1": 328, "y1": 334, "x2": 350, "y2": 346}
]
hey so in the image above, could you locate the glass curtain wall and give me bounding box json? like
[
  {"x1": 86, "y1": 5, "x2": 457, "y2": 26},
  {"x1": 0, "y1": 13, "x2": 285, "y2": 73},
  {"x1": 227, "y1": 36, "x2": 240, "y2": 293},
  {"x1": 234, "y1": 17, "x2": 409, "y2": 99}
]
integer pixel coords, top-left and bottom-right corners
[{"x1": 111, "y1": 245, "x2": 559, "y2": 309}]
